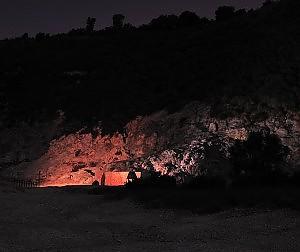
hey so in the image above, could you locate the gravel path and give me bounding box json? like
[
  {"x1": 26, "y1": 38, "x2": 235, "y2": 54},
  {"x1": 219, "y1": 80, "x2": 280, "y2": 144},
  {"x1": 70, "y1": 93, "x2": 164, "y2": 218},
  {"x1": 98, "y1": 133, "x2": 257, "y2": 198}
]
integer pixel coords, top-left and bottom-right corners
[{"x1": 0, "y1": 186, "x2": 299, "y2": 251}]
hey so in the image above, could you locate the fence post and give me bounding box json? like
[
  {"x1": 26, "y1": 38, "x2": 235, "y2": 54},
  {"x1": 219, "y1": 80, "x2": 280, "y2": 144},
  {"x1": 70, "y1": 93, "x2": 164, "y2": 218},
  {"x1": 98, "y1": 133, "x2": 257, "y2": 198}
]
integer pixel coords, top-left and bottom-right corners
[{"x1": 36, "y1": 171, "x2": 42, "y2": 187}]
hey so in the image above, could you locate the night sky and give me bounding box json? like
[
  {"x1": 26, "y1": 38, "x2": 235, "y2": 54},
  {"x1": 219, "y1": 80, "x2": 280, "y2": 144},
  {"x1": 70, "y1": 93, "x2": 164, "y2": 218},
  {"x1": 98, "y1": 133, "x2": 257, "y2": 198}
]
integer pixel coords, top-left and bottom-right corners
[{"x1": 0, "y1": 0, "x2": 264, "y2": 39}]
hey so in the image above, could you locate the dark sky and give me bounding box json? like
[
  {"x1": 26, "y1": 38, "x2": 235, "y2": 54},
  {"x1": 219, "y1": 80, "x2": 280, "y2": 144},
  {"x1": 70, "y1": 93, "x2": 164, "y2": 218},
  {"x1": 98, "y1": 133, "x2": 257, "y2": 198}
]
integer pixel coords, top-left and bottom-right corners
[{"x1": 0, "y1": 0, "x2": 264, "y2": 39}]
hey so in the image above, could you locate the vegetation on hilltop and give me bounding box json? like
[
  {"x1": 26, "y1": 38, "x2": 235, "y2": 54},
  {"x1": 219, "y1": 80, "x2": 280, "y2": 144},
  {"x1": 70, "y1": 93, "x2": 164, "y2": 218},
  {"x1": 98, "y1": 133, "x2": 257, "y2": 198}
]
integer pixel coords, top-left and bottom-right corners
[{"x1": 0, "y1": 0, "x2": 299, "y2": 133}]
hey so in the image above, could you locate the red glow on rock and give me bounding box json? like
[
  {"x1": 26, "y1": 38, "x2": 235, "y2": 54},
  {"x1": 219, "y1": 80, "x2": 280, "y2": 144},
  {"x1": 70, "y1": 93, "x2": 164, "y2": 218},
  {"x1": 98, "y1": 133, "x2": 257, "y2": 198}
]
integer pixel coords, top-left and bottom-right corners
[{"x1": 101, "y1": 172, "x2": 141, "y2": 186}]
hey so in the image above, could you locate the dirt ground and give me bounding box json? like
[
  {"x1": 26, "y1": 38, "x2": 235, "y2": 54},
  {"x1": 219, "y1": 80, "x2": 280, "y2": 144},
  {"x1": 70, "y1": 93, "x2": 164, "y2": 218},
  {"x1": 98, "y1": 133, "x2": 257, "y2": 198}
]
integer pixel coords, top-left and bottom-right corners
[{"x1": 0, "y1": 185, "x2": 300, "y2": 252}]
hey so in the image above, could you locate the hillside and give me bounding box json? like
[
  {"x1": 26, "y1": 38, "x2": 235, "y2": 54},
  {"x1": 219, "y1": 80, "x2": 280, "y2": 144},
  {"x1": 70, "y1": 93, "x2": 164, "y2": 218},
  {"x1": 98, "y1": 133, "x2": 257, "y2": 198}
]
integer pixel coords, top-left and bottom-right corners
[
  {"x1": 0, "y1": 0, "x2": 299, "y2": 128},
  {"x1": 0, "y1": 0, "x2": 300, "y2": 184}
]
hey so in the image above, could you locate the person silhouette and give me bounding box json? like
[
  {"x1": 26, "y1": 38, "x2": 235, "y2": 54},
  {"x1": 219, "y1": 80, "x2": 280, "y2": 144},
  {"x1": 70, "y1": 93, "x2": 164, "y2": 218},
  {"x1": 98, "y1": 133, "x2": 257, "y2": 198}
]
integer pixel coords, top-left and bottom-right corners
[{"x1": 101, "y1": 173, "x2": 106, "y2": 186}]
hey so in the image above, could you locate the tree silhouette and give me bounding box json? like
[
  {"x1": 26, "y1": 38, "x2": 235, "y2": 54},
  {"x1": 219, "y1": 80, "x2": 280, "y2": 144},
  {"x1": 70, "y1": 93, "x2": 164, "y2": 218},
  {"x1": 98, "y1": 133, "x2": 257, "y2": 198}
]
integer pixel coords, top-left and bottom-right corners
[
  {"x1": 263, "y1": 0, "x2": 274, "y2": 7},
  {"x1": 150, "y1": 15, "x2": 178, "y2": 29},
  {"x1": 178, "y1": 11, "x2": 200, "y2": 27},
  {"x1": 21, "y1": 33, "x2": 29, "y2": 40},
  {"x1": 235, "y1": 8, "x2": 247, "y2": 17},
  {"x1": 86, "y1": 17, "x2": 96, "y2": 33},
  {"x1": 35, "y1": 32, "x2": 49, "y2": 40},
  {"x1": 215, "y1": 6, "x2": 236, "y2": 21},
  {"x1": 113, "y1": 14, "x2": 125, "y2": 29},
  {"x1": 123, "y1": 23, "x2": 135, "y2": 30},
  {"x1": 230, "y1": 132, "x2": 290, "y2": 179}
]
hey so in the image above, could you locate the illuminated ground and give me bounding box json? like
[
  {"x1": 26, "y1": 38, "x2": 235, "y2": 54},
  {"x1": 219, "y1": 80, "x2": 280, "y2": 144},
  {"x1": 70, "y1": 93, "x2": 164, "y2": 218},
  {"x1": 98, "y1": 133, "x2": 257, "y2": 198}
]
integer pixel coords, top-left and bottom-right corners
[{"x1": 0, "y1": 185, "x2": 300, "y2": 251}]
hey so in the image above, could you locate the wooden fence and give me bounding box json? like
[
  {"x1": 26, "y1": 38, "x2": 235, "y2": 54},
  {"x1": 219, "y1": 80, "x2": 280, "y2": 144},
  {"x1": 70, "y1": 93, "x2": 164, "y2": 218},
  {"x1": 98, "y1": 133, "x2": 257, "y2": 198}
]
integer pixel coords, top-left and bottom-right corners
[
  {"x1": 5, "y1": 171, "x2": 44, "y2": 189},
  {"x1": 12, "y1": 178, "x2": 40, "y2": 188}
]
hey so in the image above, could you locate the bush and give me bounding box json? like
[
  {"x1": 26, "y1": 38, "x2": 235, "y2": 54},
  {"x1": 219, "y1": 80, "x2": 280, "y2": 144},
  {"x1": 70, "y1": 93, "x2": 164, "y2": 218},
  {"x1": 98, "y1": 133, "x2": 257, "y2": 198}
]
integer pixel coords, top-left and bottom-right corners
[
  {"x1": 92, "y1": 180, "x2": 99, "y2": 186},
  {"x1": 126, "y1": 173, "x2": 176, "y2": 189},
  {"x1": 184, "y1": 176, "x2": 228, "y2": 189},
  {"x1": 230, "y1": 131, "x2": 290, "y2": 183},
  {"x1": 215, "y1": 6, "x2": 235, "y2": 21}
]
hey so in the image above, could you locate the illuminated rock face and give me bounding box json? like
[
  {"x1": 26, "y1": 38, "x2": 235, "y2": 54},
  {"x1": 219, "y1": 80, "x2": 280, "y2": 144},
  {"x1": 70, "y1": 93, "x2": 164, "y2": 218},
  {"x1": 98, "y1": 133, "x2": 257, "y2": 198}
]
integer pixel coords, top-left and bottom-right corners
[
  {"x1": 21, "y1": 104, "x2": 241, "y2": 186},
  {"x1": 1, "y1": 102, "x2": 300, "y2": 186},
  {"x1": 101, "y1": 172, "x2": 142, "y2": 186},
  {"x1": 134, "y1": 135, "x2": 233, "y2": 183},
  {"x1": 25, "y1": 132, "x2": 130, "y2": 186}
]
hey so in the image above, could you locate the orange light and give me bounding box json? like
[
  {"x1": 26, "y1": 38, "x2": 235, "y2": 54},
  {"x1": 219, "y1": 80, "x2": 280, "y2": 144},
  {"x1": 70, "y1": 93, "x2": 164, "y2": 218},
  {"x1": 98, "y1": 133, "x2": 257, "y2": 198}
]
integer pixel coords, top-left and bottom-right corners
[{"x1": 101, "y1": 172, "x2": 141, "y2": 186}]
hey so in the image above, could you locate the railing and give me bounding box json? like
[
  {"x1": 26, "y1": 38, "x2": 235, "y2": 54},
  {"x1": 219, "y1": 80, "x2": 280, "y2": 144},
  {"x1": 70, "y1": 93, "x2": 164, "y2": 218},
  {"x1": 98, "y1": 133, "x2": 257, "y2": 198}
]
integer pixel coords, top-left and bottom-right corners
[
  {"x1": 1, "y1": 171, "x2": 45, "y2": 189},
  {"x1": 12, "y1": 178, "x2": 40, "y2": 188}
]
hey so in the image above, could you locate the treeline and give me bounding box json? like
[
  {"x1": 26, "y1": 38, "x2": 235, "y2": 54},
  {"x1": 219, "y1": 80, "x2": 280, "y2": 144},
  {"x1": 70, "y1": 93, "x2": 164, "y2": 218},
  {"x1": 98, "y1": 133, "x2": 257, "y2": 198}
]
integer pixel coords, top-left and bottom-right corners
[
  {"x1": 6, "y1": 4, "x2": 262, "y2": 39},
  {"x1": 0, "y1": 0, "x2": 299, "y2": 133}
]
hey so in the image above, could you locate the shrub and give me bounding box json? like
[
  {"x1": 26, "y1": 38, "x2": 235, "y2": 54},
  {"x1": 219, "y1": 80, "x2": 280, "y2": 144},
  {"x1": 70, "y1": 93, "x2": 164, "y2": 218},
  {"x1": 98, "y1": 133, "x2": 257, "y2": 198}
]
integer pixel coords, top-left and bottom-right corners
[
  {"x1": 92, "y1": 180, "x2": 100, "y2": 186},
  {"x1": 127, "y1": 173, "x2": 176, "y2": 189},
  {"x1": 230, "y1": 131, "x2": 290, "y2": 183},
  {"x1": 215, "y1": 6, "x2": 235, "y2": 21}
]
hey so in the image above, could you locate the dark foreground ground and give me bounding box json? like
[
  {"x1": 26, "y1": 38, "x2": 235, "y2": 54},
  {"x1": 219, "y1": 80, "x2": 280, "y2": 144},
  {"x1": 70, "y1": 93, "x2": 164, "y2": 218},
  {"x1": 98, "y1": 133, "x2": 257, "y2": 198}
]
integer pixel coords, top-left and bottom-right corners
[{"x1": 0, "y1": 183, "x2": 300, "y2": 251}]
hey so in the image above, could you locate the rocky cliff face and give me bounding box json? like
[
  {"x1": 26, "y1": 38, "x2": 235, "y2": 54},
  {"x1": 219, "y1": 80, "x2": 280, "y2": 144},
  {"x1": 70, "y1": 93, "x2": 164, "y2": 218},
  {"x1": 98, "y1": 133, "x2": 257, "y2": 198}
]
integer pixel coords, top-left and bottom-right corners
[{"x1": 1, "y1": 102, "x2": 300, "y2": 186}]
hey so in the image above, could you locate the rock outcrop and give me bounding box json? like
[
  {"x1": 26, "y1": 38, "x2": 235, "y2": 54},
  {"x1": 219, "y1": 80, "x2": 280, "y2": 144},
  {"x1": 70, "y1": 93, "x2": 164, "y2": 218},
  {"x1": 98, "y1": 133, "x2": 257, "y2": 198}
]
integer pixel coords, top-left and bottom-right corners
[{"x1": 1, "y1": 102, "x2": 300, "y2": 186}]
